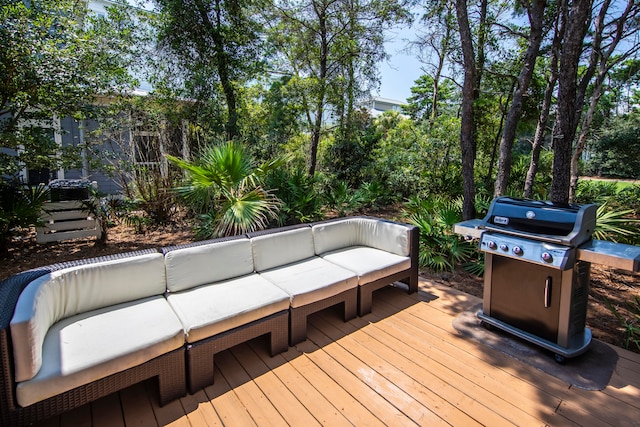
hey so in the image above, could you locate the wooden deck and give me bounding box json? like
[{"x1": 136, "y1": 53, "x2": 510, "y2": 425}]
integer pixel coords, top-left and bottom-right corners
[{"x1": 35, "y1": 278, "x2": 640, "y2": 427}]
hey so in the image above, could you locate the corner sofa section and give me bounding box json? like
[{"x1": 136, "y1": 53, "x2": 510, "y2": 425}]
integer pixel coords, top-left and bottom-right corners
[
  {"x1": 0, "y1": 251, "x2": 187, "y2": 427},
  {"x1": 0, "y1": 216, "x2": 419, "y2": 426}
]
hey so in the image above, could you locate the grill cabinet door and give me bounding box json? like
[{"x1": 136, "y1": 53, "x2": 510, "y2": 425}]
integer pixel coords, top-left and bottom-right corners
[{"x1": 488, "y1": 256, "x2": 562, "y2": 343}]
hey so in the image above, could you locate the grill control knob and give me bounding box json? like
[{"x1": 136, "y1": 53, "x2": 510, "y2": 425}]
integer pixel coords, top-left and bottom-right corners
[
  {"x1": 500, "y1": 244, "x2": 509, "y2": 251},
  {"x1": 513, "y1": 246, "x2": 523, "y2": 256},
  {"x1": 487, "y1": 241, "x2": 497, "y2": 250},
  {"x1": 542, "y1": 252, "x2": 553, "y2": 263}
]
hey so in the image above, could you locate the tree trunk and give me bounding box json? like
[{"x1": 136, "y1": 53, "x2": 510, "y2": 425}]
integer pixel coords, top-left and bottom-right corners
[
  {"x1": 199, "y1": 0, "x2": 239, "y2": 141},
  {"x1": 550, "y1": 0, "x2": 593, "y2": 203},
  {"x1": 485, "y1": 84, "x2": 514, "y2": 191},
  {"x1": 568, "y1": 0, "x2": 636, "y2": 202},
  {"x1": 308, "y1": 0, "x2": 328, "y2": 177},
  {"x1": 493, "y1": 0, "x2": 546, "y2": 197},
  {"x1": 456, "y1": 0, "x2": 477, "y2": 220},
  {"x1": 524, "y1": 0, "x2": 565, "y2": 199}
]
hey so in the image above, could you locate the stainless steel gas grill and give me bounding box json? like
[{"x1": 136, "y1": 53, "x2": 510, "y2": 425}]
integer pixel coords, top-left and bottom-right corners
[{"x1": 454, "y1": 196, "x2": 640, "y2": 363}]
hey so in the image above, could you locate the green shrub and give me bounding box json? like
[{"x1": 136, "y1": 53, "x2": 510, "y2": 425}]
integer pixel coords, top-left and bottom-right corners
[
  {"x1": 0, "y1": 181, "x2": 49, "y2": 256},
  {"x1": 404, "y1": 196, "x2": 476, "y2": 272},
  {"x1": 606, "y1": 296, "x2": 640, "y2": 352},
  {"x1": 265, "y1": 167, "x2": 324, "y2": 225},
  {"x1": 322, "y1": 181, "x2": 365, "y2": 217}
]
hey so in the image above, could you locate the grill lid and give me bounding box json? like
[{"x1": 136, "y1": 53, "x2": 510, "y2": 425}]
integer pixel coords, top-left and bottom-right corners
[{"x1": 482, "y1": 197, "x2": 597, "y2": 247}]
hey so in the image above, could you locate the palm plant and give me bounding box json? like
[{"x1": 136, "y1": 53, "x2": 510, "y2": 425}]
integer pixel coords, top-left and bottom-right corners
[
  {"x1": 405, "y1": 196, "x2": 476, "y2": 272},
  {"x1": 0, "y1": 181, "x2": 49, "y2": 256},
  {"x1": 594, "y1": 202, "x2": 640, "y2": 245},
  {"x1": 167, "y1": 142, "x2": 283, "y2": 238}
]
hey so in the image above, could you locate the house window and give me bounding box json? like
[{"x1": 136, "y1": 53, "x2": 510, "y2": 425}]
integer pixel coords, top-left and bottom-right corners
[{"x1": 132, "y1": 130, "x2": 162, "y2": 165}]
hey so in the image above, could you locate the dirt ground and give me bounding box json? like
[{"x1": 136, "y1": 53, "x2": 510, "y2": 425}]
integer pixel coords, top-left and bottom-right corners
[{"x1": 1, "y1": 221, "x2": 639, "y2": 353}]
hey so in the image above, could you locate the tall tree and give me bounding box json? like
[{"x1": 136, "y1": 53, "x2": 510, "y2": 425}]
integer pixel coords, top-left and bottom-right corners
[
  {"x1": 568, "y1": 0, "x2": 640, "y2": 201},
  {"x1": 1, "y1": 0, "x2": 140, "y2": 177},
  {"x1": 455, "y1": 0, "x2": 477, "y2": 219},
  {"x1": 523, "y1": 0, "x2": 566, "y2": 198},
  {"x1": 413, "y1": 0, "x2": 457, "y2": 126},
  {"x1": 154, "y1": 0, "x2": 266, "y2": 141},
  {"x1": 270, "y1": 0, "x2": 408, "y2": 176},
  {"x1": 549, "y1": 0, "x2": 593, "y2": 203},
  {"x1": 492, "y1": 0, "x2": 547, "y2": 197}
]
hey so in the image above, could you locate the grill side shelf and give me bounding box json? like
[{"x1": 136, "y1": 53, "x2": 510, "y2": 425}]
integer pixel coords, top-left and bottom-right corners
[
  {"x1": 453, "y1": 219, "x2": 484, "y2": 240},
  {"x1": 577, "y1": 240, "x2": 640, "y2": 272}
]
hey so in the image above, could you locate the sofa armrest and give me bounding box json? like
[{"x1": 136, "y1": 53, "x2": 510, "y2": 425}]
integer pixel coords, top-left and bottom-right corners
[{"x1": 0, "y1": 249, "x2": 160, "y2": 422}]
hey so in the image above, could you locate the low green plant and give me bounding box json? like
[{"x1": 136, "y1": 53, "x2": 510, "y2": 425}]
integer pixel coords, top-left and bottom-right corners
[
  {"x1": 594, "y1": 203, "x2": 640, "y2": 245},
  {"x1": 322, "y1": 181, "x2": 365, "y2": 217},
  {"x1": 404, "y1": 196, "x2": 476, "y2": 272},
  {"x1": 0, "y1": 181, "x2": 49, "y2": 256},
  {"x1": 605, "y1": 296, "x2": 640, "y2": 352},
  {"x1": 265, "y1": 167, "x2": 324, "y2": 225}
]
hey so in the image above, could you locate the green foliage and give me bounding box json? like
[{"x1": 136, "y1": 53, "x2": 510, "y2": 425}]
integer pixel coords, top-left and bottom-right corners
[
  {"x1": 584, "y1": 112, "x2": 640, "y2": 179},
  {"x1": 405, "y1": 75, "x2": 457, "y2": 122},
  {"x1": 606, "y1": 296, "x2": 640, "y2": 352},
  {"x1": 322, "y1": 181, "x2": 366, "y2": 217},
  {"x1": 404, "y1": 196, "x2": 476, "y2": 272},
  {"x1": 366, "y1": 113, "x2": 462, "y2": 200},
  {"x1": 593, "y1": 203, "x2": 640, "y2": 245},
  {"x1": 323, "y1": 109, "x2": 380, "y2": 187},
  {"x1": 168, "y1": 141, "x2": 282, "y2": 238},
  {"x1": 0, "y1": 181, "x2": 49, "y2": 256},
  {"x1": 1, "y1": 0, "x2": 141, "y2": 179},
  {"x1": 573, "y1": 180, "x2": 619, "y2": 205},
  {"x1": 265, "y1": 167, "x2": 324, "y2": 225},
  {"x1": 615, "y1": 185, "x2": 640, "y2": 216}
]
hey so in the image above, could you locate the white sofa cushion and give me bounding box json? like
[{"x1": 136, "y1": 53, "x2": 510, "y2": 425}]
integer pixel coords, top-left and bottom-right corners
[
  {"x1": 251, "y1": 227, "x2": 315, "y2": 272},
  {"x1": 165, "y1": 239, "x2": 254, "y2": 293},
  {"x1": 166, "y1": 273, "x2": 290, "y2": 344},
  {"x1": 312, "y1": 218, "x2": 410, "y2": 257},
  {"x1": 320, "y1": 246, "x2": 411, "y2": 284},
  {"x1": 15, "y1": 296, "x2": 184, "y2": 407},
  {"x1": 10, "y1": 253, "x2": 166, "y2": 382},
  {"x1": 259, "y1": 257, "x2": 357, "y2": 308}
]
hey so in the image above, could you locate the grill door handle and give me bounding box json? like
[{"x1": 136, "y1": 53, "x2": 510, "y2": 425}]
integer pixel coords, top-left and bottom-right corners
[{"x1": 544, "y1": 277, "x2": 552, "y2": 308}]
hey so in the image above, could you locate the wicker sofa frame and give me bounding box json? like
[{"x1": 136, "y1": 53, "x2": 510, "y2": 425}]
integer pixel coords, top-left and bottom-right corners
[
  {"x1": 0, "y1": 216, "x2": 419, "y2": 426},
  {"x1": 0, "y1": 251, "x2": 187, "y2": 427}
]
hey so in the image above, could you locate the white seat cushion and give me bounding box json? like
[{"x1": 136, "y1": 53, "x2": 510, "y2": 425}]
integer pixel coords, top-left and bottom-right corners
[
  {"x1": 259, "y1": 257, "x2": 357, "y2": 308},
  {"x1": 166, "y1": 274, "x2": 290, "y2": 344},
  {"x1": 15, "y1": 296, "x2": 184, "y2": 407},
  {"x1": 320, "y1": 246, "x2": 411, "y2": 284}
]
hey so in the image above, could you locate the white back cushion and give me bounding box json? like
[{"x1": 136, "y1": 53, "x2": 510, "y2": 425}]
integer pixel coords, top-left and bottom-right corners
[
  {"x1": 164, "y1": 239, "x2": 254, "y2": 293},
  {"x1": 251, "y1": 227, "x2": 315, "y2": 272},
  {"x1": 10, "y1": 252, "x2": 165, "y2": 382},
  {"x1": 313, "y1": 218, "x2": 410, "y2": 257}
]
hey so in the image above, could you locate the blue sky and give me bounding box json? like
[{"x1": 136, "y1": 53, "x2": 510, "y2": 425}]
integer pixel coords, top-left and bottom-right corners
[{"x1": 376, "y1": 25, "x2": 423, "y2": 103}]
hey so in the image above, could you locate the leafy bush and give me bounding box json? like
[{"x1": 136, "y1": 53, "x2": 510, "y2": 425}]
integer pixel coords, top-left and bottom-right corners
[
  {"x1": 0, "y1": 181, "x2": 49, "y2": 256},
  {"x1": 574, "y1": 180, "x2": 619, "y2": 205},
  {"x1": 322, "y1": 181, "x2": 365, "y2": 217},
  {"x1": 613, "y1": 185, "x2": 640, "y2": 216},
  {"x1": 265, "y1": 167, "x2": 324, "y2": 225},
  {"x1": 606, "y1": 296, "x2": 640, "y2": 352},
  {"x1": 404, "y1": 196, "x2": 476, "y2": 272}
]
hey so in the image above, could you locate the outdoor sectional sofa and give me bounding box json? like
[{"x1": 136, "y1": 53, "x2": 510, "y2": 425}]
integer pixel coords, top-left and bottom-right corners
[{"x1": 0, "y1": 216, "x2": 418, "y2": 426}]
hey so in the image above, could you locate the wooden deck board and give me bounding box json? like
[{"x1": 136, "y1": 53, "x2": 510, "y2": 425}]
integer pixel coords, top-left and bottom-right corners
[{"x1": 30, "y1": 278, "x2": 640, "y2": 427}]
